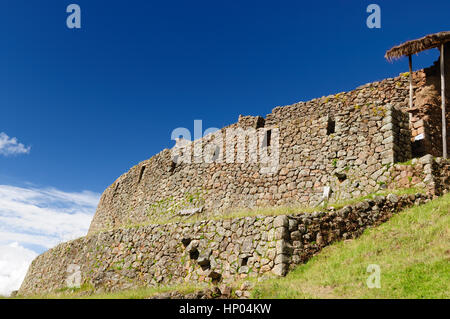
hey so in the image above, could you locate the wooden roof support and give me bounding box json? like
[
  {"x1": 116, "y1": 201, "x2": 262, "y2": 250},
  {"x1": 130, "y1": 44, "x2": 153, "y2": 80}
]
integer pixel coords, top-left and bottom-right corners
[
  {"x1": 408, "y1": 55, "x2": 414, "y2": 126},
  {"x1": 385, "y1": 31, "x2": 450, "y2": 61},
  {"x1": 408, "y1": 55, "x2": 413, "y2": 109},
  {"x1": 441, "y1": 44, "x2": 447, "y2": 158},
  {"x1": 386, "y1": 32, "x2": 449, "y2": 158}
]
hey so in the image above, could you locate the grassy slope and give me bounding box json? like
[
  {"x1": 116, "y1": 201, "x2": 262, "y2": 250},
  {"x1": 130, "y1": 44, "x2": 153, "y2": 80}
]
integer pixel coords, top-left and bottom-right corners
[
  {"x1": 6, "y1": 283, "x2": 208, "y2": 299},
  {"x1": 6, "y1": 190, "x2": 448, "y2": 299},
  {"x1": 252, "y1": 193, "x2": 450, "y2": 299}
]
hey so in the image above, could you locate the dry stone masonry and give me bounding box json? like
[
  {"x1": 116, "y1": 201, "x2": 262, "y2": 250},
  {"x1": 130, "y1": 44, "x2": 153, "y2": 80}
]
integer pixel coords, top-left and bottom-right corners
[
  {"x1": 88, "y1": 78, "x2": 418, "y2": 234},
  {"x1": 88, "y1": 59, "x2": 449, "y2": 234},
  {"x1": 19, "y1": 191, "x2": 437, "y2": 296},
  {"x1": 19, "y1": 55, "x2": 450, "y2": 296}
]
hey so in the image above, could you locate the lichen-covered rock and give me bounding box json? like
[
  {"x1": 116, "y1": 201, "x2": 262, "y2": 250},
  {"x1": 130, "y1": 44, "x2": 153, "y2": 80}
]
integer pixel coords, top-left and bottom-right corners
[
  {"x1": 18, "y1": 192, "x2": 439, "y2": 296},
  {"x1": 18, "y1": 57, "x2": 450, "y2": 296},
  {"x1": 88, "y1": 74, "x2": 421, "y2": 234}
]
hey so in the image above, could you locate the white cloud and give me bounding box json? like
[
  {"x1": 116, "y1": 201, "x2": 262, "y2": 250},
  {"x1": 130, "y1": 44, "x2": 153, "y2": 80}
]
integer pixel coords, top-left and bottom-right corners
[
  {"x1": 0, "y1": 184, "x2": 100, "y2": 296},
  {"x1": 0, "y1": 132, "x2": 31, "y2": 156},
  {"x1": 0, "y1": 243, "x2": 37, "y2": 297}
]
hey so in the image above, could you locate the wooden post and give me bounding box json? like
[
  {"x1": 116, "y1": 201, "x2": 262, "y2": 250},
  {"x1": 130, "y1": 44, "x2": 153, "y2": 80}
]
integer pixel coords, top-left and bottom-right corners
[
  {"x1": 441, "y1": 44, "x2": 447, "y2": 159},
  {"x1": 409, "y1": 55, "x2": 414, "y2": 109}
]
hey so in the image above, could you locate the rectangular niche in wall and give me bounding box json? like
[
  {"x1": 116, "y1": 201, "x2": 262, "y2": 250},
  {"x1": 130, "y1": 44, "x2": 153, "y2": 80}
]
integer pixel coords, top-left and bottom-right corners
[
  {"x1": 138, "y1": 165, "x2": 146, "y2": 183},
  {"x1": 263, "y1": 129, "x2": 272, "y2": 147},
  {"x1": 327, "y1": 117, "x2": 336, "y2": 135}
]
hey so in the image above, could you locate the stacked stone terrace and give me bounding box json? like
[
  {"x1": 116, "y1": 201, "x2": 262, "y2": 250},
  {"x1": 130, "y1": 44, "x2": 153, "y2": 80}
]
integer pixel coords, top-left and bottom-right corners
[
  {"x1": 18, "y1": 190, "x2": 442, "y2": 296},
  {"x1": 88, "y1": 74, "x2": 414, "y2": 234},
  {"x1": 19, "y1": 57, "x2": 450, "y2": 296}
]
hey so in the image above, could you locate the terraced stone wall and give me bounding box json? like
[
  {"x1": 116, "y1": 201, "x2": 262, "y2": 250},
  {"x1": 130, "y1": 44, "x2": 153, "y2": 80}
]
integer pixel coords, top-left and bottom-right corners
[
  {"x1": 19, "y1": 192, "x2": 433, "y2": 296},
  {"x1": 89, "y1": 73, "x2": 414, "y2": 234}
]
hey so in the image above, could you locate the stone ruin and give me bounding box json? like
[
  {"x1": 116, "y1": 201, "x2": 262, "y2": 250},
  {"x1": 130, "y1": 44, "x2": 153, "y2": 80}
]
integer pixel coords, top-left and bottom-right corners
[{"x1": 18, "y1": 51, "x2": 450, "y2": 296}]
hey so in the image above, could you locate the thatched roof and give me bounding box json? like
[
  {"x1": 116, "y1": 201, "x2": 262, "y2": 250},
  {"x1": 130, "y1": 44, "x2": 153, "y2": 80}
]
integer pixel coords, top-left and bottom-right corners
[{"x1": 385, "y1": 31, "x2": 450, "y2": 61}]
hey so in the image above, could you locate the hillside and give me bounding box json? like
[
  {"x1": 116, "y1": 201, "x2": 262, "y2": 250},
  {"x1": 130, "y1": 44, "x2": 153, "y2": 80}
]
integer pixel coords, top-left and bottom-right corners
[
  {"x1": 18, "y1": 44, "x2": 450, "y2": 295},
  {"x1": 7, "y1": 191, "x2": 449, "y2": 299},
  {"x1": 252, "y1": 192, "x2": 450, "y2": 299}
]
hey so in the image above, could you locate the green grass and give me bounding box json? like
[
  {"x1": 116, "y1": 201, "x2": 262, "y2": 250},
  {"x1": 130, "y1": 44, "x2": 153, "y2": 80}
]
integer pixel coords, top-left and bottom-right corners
[
  {"x1": 11, "y1": 283, "x2": 207, "y2": 299},
  {"x1": 119, "y1": 187, "x2": 425, "y2": 229},
  {"x1": 10, "y1": 187, "x2": 443, "y2": 299},
  {"x1": 251, "y1": 192, "x2": 450, "y2": 299},
  {"x1": 396, "y1": 159, "x2": 414, "y2": 166}
]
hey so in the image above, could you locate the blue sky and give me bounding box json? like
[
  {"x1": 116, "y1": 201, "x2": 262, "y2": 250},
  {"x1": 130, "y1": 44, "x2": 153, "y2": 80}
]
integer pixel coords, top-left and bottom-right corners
[
  {"x1": 1, "y1": 0, "x2": 448, "y2": 193},
  {"x1": 0, "y1": 0, "x2": 449, "y2": 295}
]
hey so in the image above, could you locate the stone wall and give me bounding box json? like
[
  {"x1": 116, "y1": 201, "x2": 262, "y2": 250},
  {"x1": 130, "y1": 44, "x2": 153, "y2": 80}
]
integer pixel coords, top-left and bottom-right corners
[
  {"x1": 280, "y1": 192, "x2": 432, "y2": 274},
  {"x1": 387, "y1": 155, "x2": 450, "y2": 196},
  {"x1": 89, "y1": 72, "x2": 415, "y2": 234},
  {"x1": 18, "y1": 191, "x2": 433, "y2": 296},
  {"x1": 410, "y1": 44, "x2": 450, "y2": 157},
  {"x1": 20, "y1": 215, "x2": 280, "y2": 295},
  {"x1": 19, "y1": 54, "x2": 450, "y2": 297},
  {"x1": 432, "y1": 157, "x2": 450, "y2": 195}
]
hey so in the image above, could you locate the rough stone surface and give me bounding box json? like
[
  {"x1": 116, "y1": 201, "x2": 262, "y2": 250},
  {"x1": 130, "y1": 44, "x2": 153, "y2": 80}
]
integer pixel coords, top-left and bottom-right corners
[
  {"x1": 19, "y1": 191, "x2": 440, "y2": 296},
  {"x1": 86, "y1": 53, "x2": 449, "y2": 234},
  {"x1": 89, "y1": 79, "x2": 417, "y2": 234},
  {"x1": 18, "y1": 55, "x2": 450, "y2": 296}
]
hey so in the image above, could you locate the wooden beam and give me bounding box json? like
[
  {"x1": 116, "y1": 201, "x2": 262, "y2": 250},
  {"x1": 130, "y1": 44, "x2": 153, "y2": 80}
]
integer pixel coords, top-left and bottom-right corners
[
  {"x1": 409, "y1": 55, "x2": 414, "y2": 109},
  {"x1": 441, "y1": 44, "x2": 447, "y2": 159}
]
